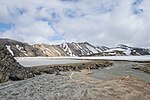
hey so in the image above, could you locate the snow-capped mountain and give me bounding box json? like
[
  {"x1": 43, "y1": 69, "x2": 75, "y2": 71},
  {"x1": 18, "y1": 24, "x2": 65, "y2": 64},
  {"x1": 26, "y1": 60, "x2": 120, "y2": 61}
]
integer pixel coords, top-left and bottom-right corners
[
  {"x1": 33, "y1": 44, "x2": 68, "y2": 57},
  {"x1": 103, "y1": 44, "x2": 150, "y2": 56},
  {"x1": 0, "y1": 39, "x2": 149, "y2": 57},
  {"x1": 59, "y1": 42, "x2": 108, "y2": 56}
]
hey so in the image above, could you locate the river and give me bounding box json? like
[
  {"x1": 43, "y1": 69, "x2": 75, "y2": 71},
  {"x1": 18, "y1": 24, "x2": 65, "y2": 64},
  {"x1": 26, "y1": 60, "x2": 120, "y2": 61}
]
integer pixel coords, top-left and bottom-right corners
[{"x1": 92, "y1": 61, "x2": 150, "y2": 82}]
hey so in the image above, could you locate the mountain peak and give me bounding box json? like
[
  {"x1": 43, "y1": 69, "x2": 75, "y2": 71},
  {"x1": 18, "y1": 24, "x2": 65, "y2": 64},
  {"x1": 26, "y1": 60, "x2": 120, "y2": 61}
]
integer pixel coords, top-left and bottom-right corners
[{"x1": 116, "y1": 44, "x2": 131, "y2": 49}]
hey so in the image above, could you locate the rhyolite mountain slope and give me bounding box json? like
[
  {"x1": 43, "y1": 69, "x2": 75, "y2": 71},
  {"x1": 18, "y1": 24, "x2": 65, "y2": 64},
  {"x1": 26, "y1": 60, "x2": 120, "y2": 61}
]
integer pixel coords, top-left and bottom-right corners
[
  {"x1": 0, "y1": 38, "x2": 149, "y2": 57},
  {"x1": 59, "y1": 42, "x2": 109, "y2": 56},
  {"x1": 0, "y1": 39, "x2": 68, "y2": 57}
]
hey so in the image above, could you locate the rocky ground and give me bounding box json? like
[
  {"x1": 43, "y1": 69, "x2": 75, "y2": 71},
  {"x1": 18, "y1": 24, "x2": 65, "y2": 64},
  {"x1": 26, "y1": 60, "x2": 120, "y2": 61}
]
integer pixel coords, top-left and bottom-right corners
[
  {"x1": 0, "y1": 70, "x2": 150, "y2": 100},
  {"x1": 132, "y1": 63, "x2": 150, "y2": 74}
]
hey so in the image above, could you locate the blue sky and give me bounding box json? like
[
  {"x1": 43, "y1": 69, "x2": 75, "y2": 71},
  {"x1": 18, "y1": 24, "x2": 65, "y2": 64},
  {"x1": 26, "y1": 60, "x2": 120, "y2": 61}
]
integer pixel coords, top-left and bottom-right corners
[
  {"x1": 0, "y1": 0, "x2": 150, "y2": 47},
  {"x1": 0, "y1": 23, "x2": 13, "y2": 32}
]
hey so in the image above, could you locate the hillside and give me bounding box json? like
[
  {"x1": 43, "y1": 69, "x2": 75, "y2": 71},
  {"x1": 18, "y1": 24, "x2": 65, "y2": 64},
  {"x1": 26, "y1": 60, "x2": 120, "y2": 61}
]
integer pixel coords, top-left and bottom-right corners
[{"x1": 0, "y1": 38, "x2": 149, "y2": 57}]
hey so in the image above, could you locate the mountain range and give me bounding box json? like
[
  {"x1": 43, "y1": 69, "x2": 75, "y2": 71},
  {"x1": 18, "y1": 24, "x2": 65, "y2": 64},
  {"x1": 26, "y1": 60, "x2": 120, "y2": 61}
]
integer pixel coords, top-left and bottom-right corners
[{"x1": 0, "y1": 38, "x2": 149, "y2": 57}]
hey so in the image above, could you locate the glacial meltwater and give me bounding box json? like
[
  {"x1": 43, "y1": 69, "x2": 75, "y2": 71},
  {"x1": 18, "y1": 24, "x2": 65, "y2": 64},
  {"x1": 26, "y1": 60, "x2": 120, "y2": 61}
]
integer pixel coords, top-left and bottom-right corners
[{"x1": 92, "y1": 61, "x2": 150, "y2": 82}]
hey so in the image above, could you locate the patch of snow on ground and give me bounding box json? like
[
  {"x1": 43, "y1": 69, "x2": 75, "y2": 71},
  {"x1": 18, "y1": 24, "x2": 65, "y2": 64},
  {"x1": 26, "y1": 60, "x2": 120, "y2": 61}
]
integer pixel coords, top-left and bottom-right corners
[
  {"x1": 15, "y1": 55, "x2": 150, "y2": 67},
  {"x1": 43, "y1": 51, "x2": 46, "y2": 54},
  {"x1": 15, "y1": 57, "x2": 89, "y2": 67},
  {"x1": 6, "y1": 45, "x2": 14, "y2": 56},
  {"x1": 62, "y1": 43, "x2": 68, "y2": 52},
  {"x1": 76, "y1": 44, "x2": 82, "y2": 50},
  {"x1": 95, "y1": 47, "x2": 102, "y2": 52},
  {"x1": 86, "y1": 45, "x2": 98, "y2": 53},
  {"x1": 123, "y1": 49, "x2": 131, "y2": 55},
  {"x1": 68, "y1": 48, "x2": 74, "y2": 56},
  {"x1": 16, "y1": 45, "x2": 23, "y2": 51},
  {"x1": 74, "y1": 56, "x2": 150, "y2": 61},
  {"x1": 104, "y1": 48, "x2": 125, "y2": 52},
  {"x1": 24, "y1": 53, "x2": 28, "y2": 56},
  {"x1": 104, "y1": 48, "x2": 131, "y2": 55}
]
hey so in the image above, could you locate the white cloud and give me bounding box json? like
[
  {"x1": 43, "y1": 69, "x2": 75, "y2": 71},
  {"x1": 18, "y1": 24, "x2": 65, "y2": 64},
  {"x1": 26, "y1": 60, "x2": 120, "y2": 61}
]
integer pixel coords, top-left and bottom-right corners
[{"x1": 0, "y1": 0, "x2": 150, "y2": 47}]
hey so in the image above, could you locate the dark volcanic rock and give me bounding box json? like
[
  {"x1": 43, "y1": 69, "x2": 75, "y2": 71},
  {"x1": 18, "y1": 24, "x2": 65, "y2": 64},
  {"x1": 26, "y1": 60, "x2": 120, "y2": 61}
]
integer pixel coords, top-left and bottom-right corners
[
  {"x1": 0, "y1": 45, "x2": 33, "y2": 83},
  {"x1": 27, "y1": 61, "x2": 113, "y2": 75}
]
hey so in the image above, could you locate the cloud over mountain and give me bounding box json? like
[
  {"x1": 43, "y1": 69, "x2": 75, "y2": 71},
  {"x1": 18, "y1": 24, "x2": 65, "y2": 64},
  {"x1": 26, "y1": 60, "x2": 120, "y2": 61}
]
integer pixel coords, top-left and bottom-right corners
[{"x1": 0, "y1": 0, "x2": 150, "y2": 47}]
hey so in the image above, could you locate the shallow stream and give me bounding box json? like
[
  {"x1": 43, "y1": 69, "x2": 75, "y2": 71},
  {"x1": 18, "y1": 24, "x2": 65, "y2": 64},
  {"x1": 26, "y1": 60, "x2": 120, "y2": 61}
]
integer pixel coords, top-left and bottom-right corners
[{"x1": 92, "y1": 61, "x2": 150, "y2": 82}]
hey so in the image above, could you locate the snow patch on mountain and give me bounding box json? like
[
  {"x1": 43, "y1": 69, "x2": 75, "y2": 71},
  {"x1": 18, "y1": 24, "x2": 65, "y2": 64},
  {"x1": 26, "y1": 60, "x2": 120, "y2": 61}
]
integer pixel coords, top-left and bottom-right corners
[
  {"x1": 61, "y1": 43, "x2": 68, "y2": 52},
  {"x1": 104, "y1": 48, "x2": 131, "y2": 55},
  {"x1": 6, "y1": 45, "x2": 14, "y2": 56},
  {"x1": 52, "y1": 46, "x2": 61, "y2": 56},
  {"x1": 16, "y1": 45, "x2": 23, "y2": 51},
  {"x1": 86, "y1": 45, "x2": 98, "y2": 53}
]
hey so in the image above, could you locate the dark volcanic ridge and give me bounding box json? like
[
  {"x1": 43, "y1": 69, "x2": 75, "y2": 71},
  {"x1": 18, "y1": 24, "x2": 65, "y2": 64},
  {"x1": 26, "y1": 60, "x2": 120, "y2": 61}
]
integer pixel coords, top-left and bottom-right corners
[{"x1": 0, "y1": 45, "x2": 30, "y2": 83}]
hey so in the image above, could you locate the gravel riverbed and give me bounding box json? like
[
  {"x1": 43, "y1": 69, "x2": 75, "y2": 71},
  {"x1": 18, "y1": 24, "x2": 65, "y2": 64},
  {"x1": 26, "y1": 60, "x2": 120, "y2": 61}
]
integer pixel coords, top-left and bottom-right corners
[{"x1": 0, "y1": 70, "x2": 150, "y2": 100}]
